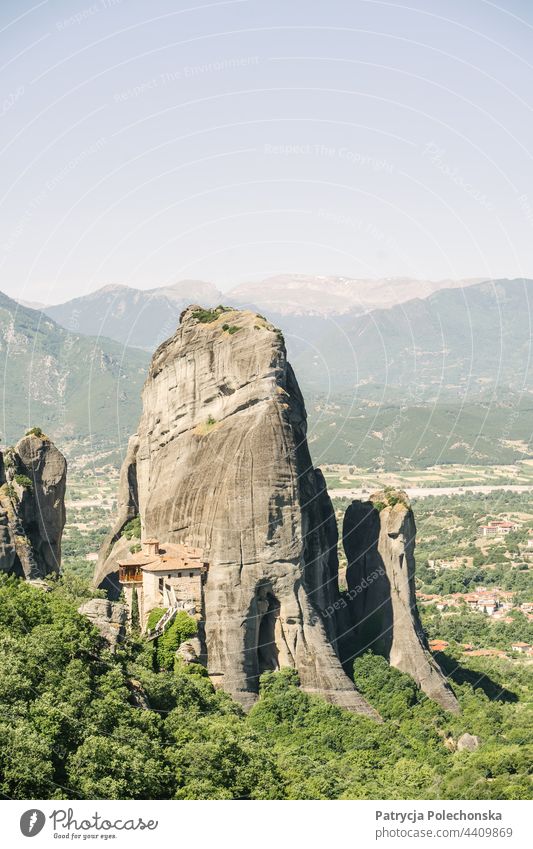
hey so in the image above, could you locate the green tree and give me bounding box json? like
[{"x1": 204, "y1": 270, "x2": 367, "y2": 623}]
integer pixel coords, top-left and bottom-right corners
[{"x1": 155, "y1": 612, "x2": 197, "y2": 671}]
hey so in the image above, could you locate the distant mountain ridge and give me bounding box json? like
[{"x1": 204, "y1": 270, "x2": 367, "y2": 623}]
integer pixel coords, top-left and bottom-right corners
[
  {"x1": 229, "y1": 273, "x2": 487, "y2": 317},
  {"x1": 39, "y1": 274, "x2": 488, "y2": 350},
  {"x1": 289, "y1": 277, "x2": 533, "y2": 400},
  {"x1": 44, "y1": 279, "x2": 223, "y2": 351},
  {"x1": 290, "y1": 278, "x2": 533, "y2": 467}
]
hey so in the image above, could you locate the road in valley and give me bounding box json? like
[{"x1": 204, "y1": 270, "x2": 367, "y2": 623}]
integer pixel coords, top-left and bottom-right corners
[{"x1": 328, "y1": 484, "x2": 533, "y2": 500}]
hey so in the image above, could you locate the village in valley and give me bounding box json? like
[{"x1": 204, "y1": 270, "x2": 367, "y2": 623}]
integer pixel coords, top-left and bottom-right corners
[
  {"x1": 324, "y1": 464, "x2": 533, "y2": 664},
  {"x1": 61, "y1": 457, "x2": 533, "y2": 666},
  {"x1": 414, "y1": 509, "x2": 533, "y2": 661}
]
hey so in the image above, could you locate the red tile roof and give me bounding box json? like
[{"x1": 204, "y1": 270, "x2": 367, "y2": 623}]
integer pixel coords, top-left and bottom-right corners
[{"x1": 118, "y1": 542, "x2": 207, "y2": 573}]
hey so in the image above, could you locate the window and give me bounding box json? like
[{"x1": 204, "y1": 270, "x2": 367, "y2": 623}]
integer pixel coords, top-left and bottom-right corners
[
  {"x1": 158, "y1": 578, "x2": 163, "y2": 591},
  {"x1": 178, "y1": 572, "x2": 182, "y2": 578},
  {"x1": 189, "y1": 572, "x2": 194, "y2": 578},
  {"x1": 168, "y1": 574, "x2": 171, "y2": 579}
]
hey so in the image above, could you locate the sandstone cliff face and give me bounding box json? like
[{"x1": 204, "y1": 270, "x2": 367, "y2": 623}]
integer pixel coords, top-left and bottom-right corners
[
  {"x1": 0, "y1": 433, "x2": 66, "y2": 578},
  {"x1": 342, "y1": 491, "x2": 460, "y2": 713},
  {"x1": 98, "y1": 306, "x2": 379, "y2": 717}
]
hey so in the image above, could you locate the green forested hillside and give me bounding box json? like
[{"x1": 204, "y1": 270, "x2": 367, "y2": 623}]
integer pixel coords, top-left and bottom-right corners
[
  {"x1": 307, "y1": 393, "x2": 533, "y2": 467},
  {"x1": 0, "y1": 292, "x2": 149, "y2": 452},
  {"x1": 290, "y1": 279, "x2": 533, "y2": 467},
  {"x1": 288, "y1": 278, "x2": 533, "y2": 398},
  {"x1": 0, "y1": 575, "x2": 531, "y2": 801}
]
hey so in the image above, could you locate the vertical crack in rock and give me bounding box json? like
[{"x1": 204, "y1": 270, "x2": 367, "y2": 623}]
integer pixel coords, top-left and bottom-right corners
[{"x1": 93, "y1": 433, "x2": 139, "y2": 598}]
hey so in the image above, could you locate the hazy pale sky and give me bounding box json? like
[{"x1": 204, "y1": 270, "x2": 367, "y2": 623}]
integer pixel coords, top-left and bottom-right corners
[{"x1": 1, "y1": 0, "x2": 532, "y2": 304}]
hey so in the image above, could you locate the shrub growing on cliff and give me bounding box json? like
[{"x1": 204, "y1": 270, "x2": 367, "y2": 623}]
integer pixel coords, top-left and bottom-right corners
[
  {"x1": 373, "y1": 488, "x2": 409, "y2": 512},
  {"x1": 4, "y1": 483, "x2": 19, "y2": 503},
  {"x1": 155, "y1": 611, "x2": 197, "y2": 671},
  {"x1": 2, "y1": 450, "x2": 15, "y2": 469},
  {"x1": 14, "y1": 474, "x2": 33, "y2": 491},
  {"x1": 122, "y1": 516, "x2": 141, "y2": 539},
  {"x1": 383, "y1": 486, "x2": 409, "y2": 508}
]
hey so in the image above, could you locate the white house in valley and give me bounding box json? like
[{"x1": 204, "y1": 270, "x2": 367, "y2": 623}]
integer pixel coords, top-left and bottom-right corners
[{"x1": 479, "y1": 520, "x2": 519, "y2": 537}]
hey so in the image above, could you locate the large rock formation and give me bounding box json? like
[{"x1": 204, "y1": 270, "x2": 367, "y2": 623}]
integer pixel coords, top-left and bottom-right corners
[
  {"x1": 97, "y1": 305, "x2": 379, "y2": 717},
  {"x1": 342, "y1": 490, "x2": 460, "y2": 713},
  {"x1": 0, "y1": 432, "x2": 66, "y2": 578}
]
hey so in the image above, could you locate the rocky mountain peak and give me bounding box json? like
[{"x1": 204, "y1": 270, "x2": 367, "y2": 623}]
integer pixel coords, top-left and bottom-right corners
[{"x1": 0, "y1": 430, "x2": 66, "y2": 579}]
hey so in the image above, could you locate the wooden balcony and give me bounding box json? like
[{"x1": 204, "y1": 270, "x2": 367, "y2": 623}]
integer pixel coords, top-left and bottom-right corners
[{"x1": 119, "y1": 565, "x2": 143, "y2": 584}]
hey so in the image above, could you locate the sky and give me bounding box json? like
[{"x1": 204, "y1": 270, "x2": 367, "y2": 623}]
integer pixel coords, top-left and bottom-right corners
[{"x1": 0, "y1": 0, "x2": 532, "y2": 304}]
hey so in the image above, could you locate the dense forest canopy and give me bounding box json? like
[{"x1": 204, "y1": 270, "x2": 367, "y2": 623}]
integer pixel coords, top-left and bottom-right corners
[{"x1": 0, "y1": 575, "x2": 531, "y2": 800}]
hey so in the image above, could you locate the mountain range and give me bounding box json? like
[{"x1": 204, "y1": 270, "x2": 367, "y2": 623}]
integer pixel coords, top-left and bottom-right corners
[
  {"x1": 287, "y1": 277, "x2": 533, "y2": 399},
  {"x1": 2, "y1": 276, "x2": 532, "y2": 468},
  {"x1": 39, "y1": 274, "x2": 486, "y2": 351},
  {"x1": 43, "y1": 279, "x2": 223, "y2": 351},
  {"x1": 227, "y1": 274, "x2": 486, "y2": 318}
]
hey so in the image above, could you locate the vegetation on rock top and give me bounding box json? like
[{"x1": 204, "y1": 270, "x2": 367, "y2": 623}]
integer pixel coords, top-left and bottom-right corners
[
  {"x1": 25, "y1": 427, "x2": 46, "y2": 439},
  {"x1": 191, "y1": 306, "x2": 233, "y2": 323},
  {"x1": 372, "y1": 487, "x2": 410, "y2": 512}
]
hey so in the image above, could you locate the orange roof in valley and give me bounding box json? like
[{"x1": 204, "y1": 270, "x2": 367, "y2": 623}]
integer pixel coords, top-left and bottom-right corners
[{"x1": 429, "y1": 640, "x2": 449, "y2": 650}]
